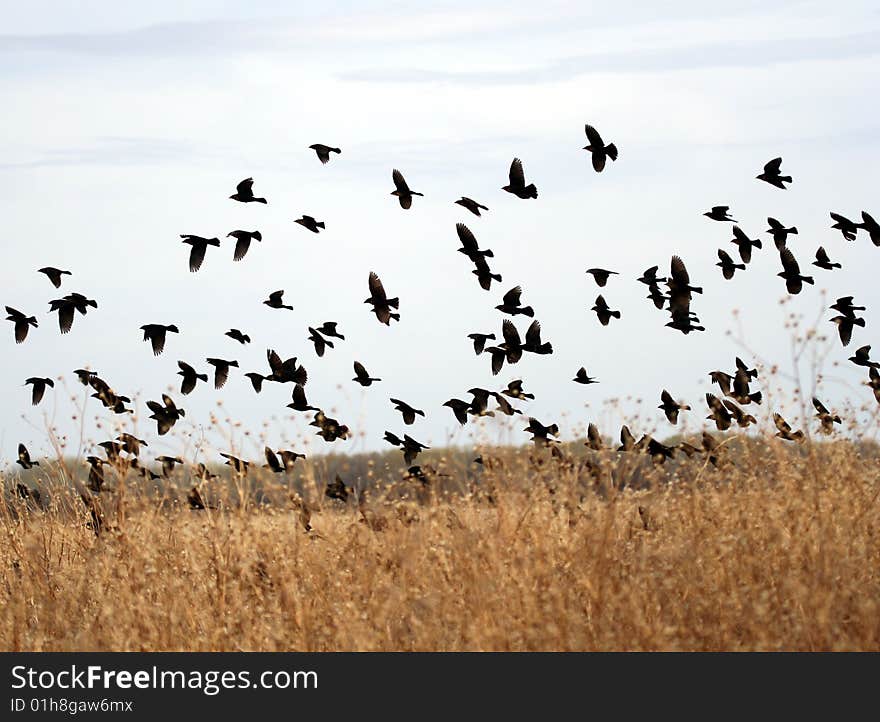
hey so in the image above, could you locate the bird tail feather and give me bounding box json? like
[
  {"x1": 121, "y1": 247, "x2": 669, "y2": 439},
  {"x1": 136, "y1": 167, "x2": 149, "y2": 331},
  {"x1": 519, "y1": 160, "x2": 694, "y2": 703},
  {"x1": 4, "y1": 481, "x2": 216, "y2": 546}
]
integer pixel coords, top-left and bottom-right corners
[{"x1": 606, "y1": 143, "x2": 618, "y2": 161}]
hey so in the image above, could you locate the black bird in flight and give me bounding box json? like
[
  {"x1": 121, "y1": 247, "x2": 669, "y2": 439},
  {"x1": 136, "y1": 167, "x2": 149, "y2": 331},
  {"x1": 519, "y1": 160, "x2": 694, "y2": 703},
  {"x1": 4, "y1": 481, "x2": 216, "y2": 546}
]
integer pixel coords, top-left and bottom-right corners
[
  {"x1": 523, "y1": 320, "x2": 552, "y2": 355},
  {"x1": 25, "y1": 377, "x2": 54, "y2": 405},
  {"x1": 308, "y1": 326, "x2": 333, "y2": 357},
  {"x1": 704, "y1": 206, "x2": 736, "y2": 222},
  {"x1": 117, "y1": 433, "x2": 147, "y2": 456},
  {"x1": 716, "y1": 249, "x2": 745, "y2": 280},
  {"x1": 5, "y1": 306, "x2": 38, "y2": 344},
  {"x1": 491, "y1": 392, "x2": 521, "y2": 416},
  {"x1": 180, "y1": 235, "x2": 221, "y2": 272},
  {"x1": 156, "y1": 455, "x2": 185, "y2": 478},
  {"x1": 573, "y1": 367, "x2": 598, "y2": 385},
  {"x1": 38, "y1": 267, "x2": 71, "y2": 288},
  {"x1": 499, "y1": 320, "x2": 523, "y2": 365},
  {"x1": 830, "y1": 296, "x2": 865, "y2": 317},
  {"x1": 317, "y1": 322, "x2": 344, "y2": 340},
  {"x1": 206, "y1": 358, "x2": 239, "y2": 389},
  {"x1": 177, "y1": 361, "x2": 208, "y2": 395},
  {"x1": 325, "y1": 475, "x2": 349, "y2": 502},
  {"x1": 859, "y1": 211, "x2": 880, "y2": 246},
  {"x1": 812, "y1": 398, "x2": 841, "y2": 435},
  {"x1": 287, "y1": 383, "x2": 319, "y2": 412},
  {"x1": 295, "y1": 215, "x2": 325, "y2": 233},
  {"x1": 524, "y1": 417, "x2": 559, "y2": 447},
  {"x1": 730, "y1": 226, "x2": 762, "y2": 264},
  {"x1": 245, "y1": 372, "x2": 266, "y2": 393},
  {"x1": 766, "y1": 217, "x2": 798, "y2": 250},
  {"x1": 502, "y1": 379, "x2": 535, "y2": 401},
  {"x1": 773, "y1": 413, "x2": 804, "y2": 442},
  {"x1": 140, "y1": 324, "x2": 179, "y2": 356},
  {"x1": 49, "y1": 293, "x2": 97, "y2": 334},
  {"x1": 502, "y1": 158, "x2": 537, "y2": 199},
  {"x1": 456, "y1": 223, "x2": 493, "y2": 262},
  {"x1": 467, "y1": 332, "x2": 495, "y2": 355},
  {"x1": 390, "y1": 169, "x2": 423, "y2": 209},
  {"x1": 591, "y1": 295, "x2": 620, "y2": 326},
  {"x1": 849, "y1": 345, "x2": 879, "y2": 369},
  {"x1": 472, "y1": 256, "x2": 503, "y2": 291},
  {"x1": 705, "y1": 393, "x2": 733, "y2": 431},
  {"x1": 830, "y1": 212, "x2": 858, "y2": 242},
  {"x1": 830, "y1": 315, "x2": 864, "y2": 347},
  {"x1": 723, "y1": 399, "x2": 756, "y2": 428},
  {"x1": 585, "y1": 268, "x2": 618, "y2": 287},
  {"x1": 778, "y1": 248, "x2": 814, "y2": 295},
  {"x1": 586, "y1": 423, "x2": 604, "y2": 451},
  {"x1": 266, "y1": 349, "x2": 308, "y2": 385},
  {"x1": 229, "y1": 177, "x2": 267, "y2": 204},
  {"x1": 311, "y1": 411, "x2": 351, "y2": 442},
  {"x1": 455, "y1": 197, "x2": 489, "y2": 216},
  {"x1": 812, "y1": 247, "x2": 841, "y2": 271},
  {"x1": 496, "y1": 286, "x2": 534, "y2": 317},
  {"x1": 228, "y1": 230, "x2": 262, "y2": 262},
  {"x1": 146, "y1": 394, "x2": 185, "y2": 436},
  {"x1": 443, "y1": 398, "x2": 471, "y2": 425},
  {"x1": 352, "y1": 360, "x2": 381, "y2": 386},
  {"x1": 263, "y1": 290, "x2": 293, "y2": 310},
  {"x1": 659, "y1": 390, "x2": 690, "y2": 424},
  {"x1": 365, "y1": 271, "x2": 400, "y2": 325},
  {"x1": 637, "y1": 266, "x2": 666, "y2": 286},
  {"x1": 221, "y1": 453, "x2": 250, "y2": 475},
  {"x1": 309, "y1": 143, "x2": 341, "y2": 164},
  {"x1": 756, "y1": 157, "x2": 792, "y2": 189},
  {"x1": 582, "y1": 124, "x2": 618, "y2": 172},
  {"x1": 225, "y1": 329, "x2": 250, "y2": 344},
  {"x1": 265, "y1": 447, "x2": 294, "y2": 474},
  {"x1": 390, "y1": 398, "x2": 425, "y2": 425}
]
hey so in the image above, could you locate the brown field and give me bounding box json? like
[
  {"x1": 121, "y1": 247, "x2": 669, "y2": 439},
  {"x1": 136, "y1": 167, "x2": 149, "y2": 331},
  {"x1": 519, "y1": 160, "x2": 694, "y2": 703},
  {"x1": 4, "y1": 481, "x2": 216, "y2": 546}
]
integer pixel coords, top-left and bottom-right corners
[{"x1": 3, "y1": 437, "x2": 880, "y2": 652}]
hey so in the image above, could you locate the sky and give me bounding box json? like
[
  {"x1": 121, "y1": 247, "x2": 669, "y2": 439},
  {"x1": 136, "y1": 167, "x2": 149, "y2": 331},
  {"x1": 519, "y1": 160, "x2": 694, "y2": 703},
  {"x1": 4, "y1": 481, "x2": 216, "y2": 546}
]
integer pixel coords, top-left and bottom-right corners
[{"x1": 2, "y1": 0, "x2": 879, "y2": 469}]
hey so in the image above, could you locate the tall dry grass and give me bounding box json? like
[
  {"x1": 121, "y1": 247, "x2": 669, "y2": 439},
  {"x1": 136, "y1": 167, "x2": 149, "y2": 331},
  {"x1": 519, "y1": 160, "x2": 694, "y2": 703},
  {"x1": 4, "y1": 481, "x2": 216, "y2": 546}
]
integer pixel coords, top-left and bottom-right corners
[{"x1": 2, "y1": 436, "x2": 879, "y2": 651}]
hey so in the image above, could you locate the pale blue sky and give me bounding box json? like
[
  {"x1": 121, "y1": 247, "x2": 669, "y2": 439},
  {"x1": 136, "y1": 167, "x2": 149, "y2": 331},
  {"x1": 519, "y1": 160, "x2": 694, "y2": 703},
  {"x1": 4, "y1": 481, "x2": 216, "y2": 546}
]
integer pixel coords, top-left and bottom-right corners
[{"x1": 2, "y1": 1, "x2": 879, "y2": 467}]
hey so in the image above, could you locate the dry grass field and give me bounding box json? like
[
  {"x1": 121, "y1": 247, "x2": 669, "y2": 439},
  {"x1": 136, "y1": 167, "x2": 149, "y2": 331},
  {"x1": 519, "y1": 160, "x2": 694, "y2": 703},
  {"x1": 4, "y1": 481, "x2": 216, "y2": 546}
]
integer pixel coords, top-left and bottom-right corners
[{"x1": 3, "y1": 436, "x2": 879, "y2": 652}]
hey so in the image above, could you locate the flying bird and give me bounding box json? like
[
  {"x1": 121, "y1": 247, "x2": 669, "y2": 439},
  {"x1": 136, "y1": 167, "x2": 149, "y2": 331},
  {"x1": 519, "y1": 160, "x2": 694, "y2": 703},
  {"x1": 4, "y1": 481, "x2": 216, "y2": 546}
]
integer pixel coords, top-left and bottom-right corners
[
  {"x1": 859, "y1": 211, "x2": 880, "y2": 246},
  {"x1": 390, "y1": 398, "x2": 425, "y2": 425},
  {"x1": 316, "y1": 322, "x2": 344, "y2": 340},
  {"x1": 812, "y1": 398, "x2": 841, "y2": 435},
  {"x1": 849, "y1": 345, "x2": 879, "y2": 369},
  {"x1": 287, "y1": 383, "x2": 319, "y2": 412},
  {"x1": 730, "y1": 226, "x2": 762, "y2": 264},
  {"x1": 245, "y1": 372, "x2": 267, "y2": 393},
  {"x1": 773, "y1": 413, "x2": 804, "y2": 442},
  {"x1": 502, "y1": 379, "x2": 535, "y2": 401},
  {"x1": 574, "y1": 368, "x2": 598, "y2": 385},
  {"x1": 38, "y1": 267, "x2": 71, "y2": 288},
  {"x1": 756, "y1": 157, "x2": 792, "y2": 189},
  {"x1": 307, "y1": 326, "x2": 334, "y2": 357},
  {"x1": 456, "y1": 223, "x2": 493, "y2": 262},
  {"x1": 25, "y1": 377, "x2": 54, "y2": 406},
  {"x1": 496, "y1": 286, "x2": 534, "y2": 317},
  {"x1": 467, "y1": 332, "x2": 496, "y2": 355},
  {"x1": 352, "y1": 361, "x2": 381, "y2": 387},
  {"x1": 455, "y1": 197, "x2": 489, "y2": 216},
  {"x1": 365, "y1": 272, "x2": 400, "y2": 325},
  {"x1": 830, "y1": 315, "x2": 865, "y2": 347},
  {"x1": 830, "y1": 213, "x2": 858, "y2": 242},
  {"x1": 703, "y1": 206, "x2": 736, "y2": 222},
  {"x1": 294, "y1": 216, "x2": 325, "y2": 233},
  {"x1": 228, "y1": 230, "x2": 262, "y2": 262},
  {"x1": 266, "y1": 349, "x2": 308, "y2": 385},
  {"x1": 659, "y1": 390, "x2": 690, "y2": 424},
  {"x1": 522, "y1": 320, "x2": 552, "y2": 355},
  {"x1": 591, "y1": 295, "x2": 620, "y2": 326},
  {"x1": 585, "y1": 268, "x2": 619, "y2": 287},
  {"x1": 502, "y1": 158, "x2": 537, "y2": 199},
  {"x1": 811, "y1": 247, "x2": 840, "y2": 271},
  {"x1": 263, "y1": 290, "x2": 293, "y2": 310},
  {"x1": 716, "y1": 249, "x2": 745, "y2": 280},
  {"x1": 221, "y1": 453, "x2": 250, "y2": 475},
  {"x1": 5, "y1": 306, "x2": 38, "y2": 344},
  {"x1": 180, "y1": 235, "x2": 221, "y2": 272},
  {"x1": 177, "y1": 361, "x2": 208, "y2": 395},
  {"x1": 206, "y1": 358, "x2": 239, "y2": 389},
  {"x1": 766, "y1": 218, "x2": 798, "y2": 250},
  {"x1": 48, "y1": 293, "x2": 97, "y2": 334},
  {"x1": 308, "y1": 143, "x2": 341, "y2": 164},
  {"x1": 146, "y1": 394, "x2": 185, "y2": 436},
  {"x1": 777, "y1": 248, "x2": 814, "y2": 295},
  {"x1": 390, "y1": 169, "x2": 423, "y2": 209},
  {"x1": 229, "y1": 177, "x2": 267, "y2": 204},
  {"x1": 225, "y1": 329, "x2": 250, "y2": 344},
  {"x1": 140, "y1": 324, "x2": 179, "y2": 356},
  {"x1": 582, "y1": 124, "x2": 618, "y2": 172},
  {"x1": 472, "y1": 256, "x2": 503, "y2": 291},
  {"x1": 443, "y1": 398, "x2": 471, "y2": 425}
]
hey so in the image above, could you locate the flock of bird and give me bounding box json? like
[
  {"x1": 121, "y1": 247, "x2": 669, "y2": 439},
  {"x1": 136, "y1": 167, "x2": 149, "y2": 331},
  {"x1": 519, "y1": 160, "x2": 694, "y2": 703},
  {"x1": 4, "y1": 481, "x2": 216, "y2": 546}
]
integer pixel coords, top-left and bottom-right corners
[{"x1": 6, "y1": 124, "x2": 880, "y2": 511}]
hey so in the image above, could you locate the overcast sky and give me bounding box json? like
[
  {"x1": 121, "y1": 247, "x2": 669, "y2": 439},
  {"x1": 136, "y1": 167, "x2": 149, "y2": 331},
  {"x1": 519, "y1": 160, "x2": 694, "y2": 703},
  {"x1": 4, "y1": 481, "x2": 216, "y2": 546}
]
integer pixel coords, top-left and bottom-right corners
[{"x1": 2, "y1": 1, "x2": 879, "y2": 468}]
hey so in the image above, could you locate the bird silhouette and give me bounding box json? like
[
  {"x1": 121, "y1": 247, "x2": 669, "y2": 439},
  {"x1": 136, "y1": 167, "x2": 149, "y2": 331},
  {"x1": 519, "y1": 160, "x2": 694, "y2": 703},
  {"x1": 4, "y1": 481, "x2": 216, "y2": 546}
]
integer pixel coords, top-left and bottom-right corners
[
  {"x1": 443, "y1": 398, "x2": 470, "y2": 425},
  {"x1": 311, "y1": 411, "x2": 350, "y2": 442},
  {"x1": 206, "y1": 358, "x2": 239, "y2": 389},
  {"x1": 830, "y1": 315, "x2": 864, "y2": 347},
  {"x1": 229, "y1": 177, "x2": 267, "y2": 203},
  {"x1": 287, "y1": 383, "x2": 319, "y2": 412},
  {"x1": 456, "y1": 223, "x2": 493, "y2": 262},
  {"x1": 455, "y1": 197, "x2": 489, "y2": 216},
  {"x1": 228, "y1": 230, "x2": 262, "y2": 262},
  {"x1": 704, "y1": 206, "x2": 736, "y2": 222},
  {"x1": 325, "y1": 475, "x2": 349, "y2": 502},
  {"x1": 38, "y1": 267, "x2": 71, "y2": 288},
  {"x1": 221, "y1": 453, "x2": 250, "y2": 475},
  {"x1": 830, "y1": 212, "x2": 858, "y2": 241},
  {"x1": 705, "y1": 393, "x2": 733, "y2": 431},
  {"x1": 140, "y1": 324, "x2": 179, "y2": 356},
  {"x1": 523, "y1": 320, "x2": 552, "y2": 355},
  {"x1": 245, "y1": 372, "x2": 266, "y2": 393},
  {"x1": 472, "y1": 256, "x2": 503, "y2": 291},
  {"x1": 295, "y1": 215, "x2": 325, "y2": 233},
  {"x1": 723, "y1": 399, "x2": 756, "y2": 428},
  {"x1": 502, "y1": 379, "x2": 535, "y2": 401},
  {"x1": 146, "y1": 394, "x2": 185, "y2": 435},
  {"x1": 48, "y1": 293, "x2": 96, "y2": 334},
  {"x1": 496, "y1": 286, "x2": 534, "y2": 317},
  {"x1": 177, "y1": 361, "x2": 208, "y2": 395},
  {"x1": 391, "y1": 169, "x2": 423, "y2": 209},
  {"x1": 225, "y1": 329, "x2": 250, "y2": 344},
  {"x1": 467, "y1": 332, "x2": 496, "y2": 355},
  {"x1": 573, "y1": 367, "x2": 598, "y2": 386},
  {"x1": 263, "y1": 290, "x2": 293, "y2": 310},
  {"x1": 582, "y1": 124, "x2": 618, "y2": 172},
  {"x1": 812, "y1": 247, "x2": 841, "y2": 271},
  {"x1": 266, "y1": 349, "x2": 308, "y2": 385},
  {"x1": 308, "y1": 327, "x2": 334, "y2": 357},
  {"x1": 716, "y1": 249, "x2": 745, "y2": 280},
  {"x1": 180, "y1": 235, "x2": 221, "y2": 272},
  {"x1": 756, "y1": 157, "x2": 792, "y2": 189},
  {"x1": 859, "y1": 211, "x2": 880, "y2": 245},
  {"x1": 849, "y1": 345, "x2": 879, "y2": 369},
  {"x1": 16, "y1": 443, "x2": 38, "y2": 470},
  {"x1": 390, "y1": 398, "x2": 425, "y2": 425},
  {"x1": 502, "y1": 158, "x2": 537, "y2": 199},
  {"x1": 6, "y1": 307, "x2": 38, "y2": 343},
  {"x1": 730, "y1": 226, "x2": 762, "y2": 264},
  {"x1": 25, "y1": 377, "x2": 54, "y2": 405},
  {"x1": 591, "y1": 295, "x2": 620, "y2": 326},
  {"x1": 309, "y1": 144, "x2": 341, "y2": 164},
  {"x1": 773, "y1": 413, "x2": 804, "y2": 442},
  {"x1": 365, "y1": 272, "x2": 400, "y2": 325},
  {"x1": 778, "y1": 248, "x2": 814, "y2": 294},
  {"x1": 812, "y1": 398, "x2": 841, "y2": 435},
  {"x1": 585, "y1": 268, "x2": 619, "y2": 287},
  {"x1": 659, "y1": 390, "x2": 690, "y2": 424},
  {"x1": 317, "y1": 322, "x2": 344, "y2": 340},
  {"x1": 766, "y1": 217, "x2": 798, "y2": 250},
  {"x1": 352, "y1": 361, "x2": 380, "y2": 386}
]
